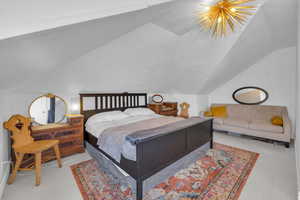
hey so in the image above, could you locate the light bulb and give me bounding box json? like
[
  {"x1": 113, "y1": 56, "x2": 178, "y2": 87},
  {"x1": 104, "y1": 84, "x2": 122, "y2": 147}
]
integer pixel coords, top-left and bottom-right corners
[
  {"x1": 230, "y1": 7, "x2": 237, "y2": 12},
  {"x1": 200, "y1": 5, "x2": 210, "y2": 11},
  {"x1": 71, "y1": 103, "x2": 80, "y2": 114},
  {"x1": 218, "y1": 17, "x2": 222, "y2": 23}
]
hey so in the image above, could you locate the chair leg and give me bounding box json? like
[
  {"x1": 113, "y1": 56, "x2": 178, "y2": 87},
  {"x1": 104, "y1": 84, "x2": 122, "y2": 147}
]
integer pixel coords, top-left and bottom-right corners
[
  {"x1": 8, "y1": 153, "x2": 24, "y2": 184},
  {"x1": 53, "y1": 144, "x2": 62, "y2": 168},
  {"x1": 35, "y1": 152, "x2": 42, "y2": 186}
]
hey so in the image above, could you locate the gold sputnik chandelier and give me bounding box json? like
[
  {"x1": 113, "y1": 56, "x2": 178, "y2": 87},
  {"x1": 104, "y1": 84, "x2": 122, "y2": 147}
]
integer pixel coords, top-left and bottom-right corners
[{"x1": 198, "y1": 0, "x2": 256, "y2": 37}]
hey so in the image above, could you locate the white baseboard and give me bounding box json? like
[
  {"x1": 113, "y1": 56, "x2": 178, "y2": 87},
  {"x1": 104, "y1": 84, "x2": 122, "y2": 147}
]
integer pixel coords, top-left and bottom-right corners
[{"x1": 0, "y1": 165, "x2": 10, "y2": 199}]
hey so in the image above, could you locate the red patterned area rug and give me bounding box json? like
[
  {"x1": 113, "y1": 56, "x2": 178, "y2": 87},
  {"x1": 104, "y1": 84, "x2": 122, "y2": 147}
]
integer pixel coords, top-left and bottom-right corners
[{"x1": 71, "y1": 143, "x2": 259, "y2": 200}]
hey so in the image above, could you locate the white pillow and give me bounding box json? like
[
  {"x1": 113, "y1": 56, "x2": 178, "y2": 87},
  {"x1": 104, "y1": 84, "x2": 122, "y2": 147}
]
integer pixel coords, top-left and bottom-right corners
[
  {"x1": 124, "y1": 108, "x2": 155, "y2": 116},
  {"x1": 86, "y1": 111, "x2": 129, "y2": 126}
]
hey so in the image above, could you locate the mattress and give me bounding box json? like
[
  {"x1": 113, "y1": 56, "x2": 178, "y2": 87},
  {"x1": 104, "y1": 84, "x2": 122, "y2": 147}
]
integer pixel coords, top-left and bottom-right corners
[
  {"x1": 86, "y1": 114, "x2": 164, "y2": 161},
  {"x1": 86, "y1": 114, "x2": 208, "y2": 163},
  {"x1": 86, "y1": 114, "x2": 162, "y2": 138}
]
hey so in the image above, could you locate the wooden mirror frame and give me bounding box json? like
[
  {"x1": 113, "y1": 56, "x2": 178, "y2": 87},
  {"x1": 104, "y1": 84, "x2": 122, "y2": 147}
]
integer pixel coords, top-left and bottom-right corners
[
  {"x1": 28, "y1": 93, "x2": 68, "y2": 125},
  {"x1": 232, "y1": 86, "x2": 269, "y2": 105}
]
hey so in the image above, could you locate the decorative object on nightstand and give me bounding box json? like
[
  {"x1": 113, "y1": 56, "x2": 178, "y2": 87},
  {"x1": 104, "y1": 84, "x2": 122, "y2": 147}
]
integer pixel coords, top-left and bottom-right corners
[
  {"x1": 148, "y1": 102, "x2": 178, "y2": 117},
  {"x1": 179, "y1": 102, "x2": 190, "y2": 118},
  {"x1": 3, "y1": 115, "x2": 62, "y2": 186},
  {"x1": 151, "y1": 94, "x2": 164, "y2": 104}
]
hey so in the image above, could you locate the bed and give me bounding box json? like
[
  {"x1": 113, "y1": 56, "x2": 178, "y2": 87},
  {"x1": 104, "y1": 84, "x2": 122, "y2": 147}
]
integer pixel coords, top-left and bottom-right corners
[{"x1": 80, "y1": 92, "x2": 213, "y2": 200}]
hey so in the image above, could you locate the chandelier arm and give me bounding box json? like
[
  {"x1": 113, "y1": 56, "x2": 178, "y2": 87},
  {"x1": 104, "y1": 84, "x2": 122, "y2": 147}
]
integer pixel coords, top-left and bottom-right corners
[
  {"x1": 230, "y1": 0, "x2": 255, "y2": 5},
  {"x1": 232, "y1": 6, "x2": 256, "y2": 9},
  {"x1": 211, "y1": 9, "x2": 221, "y2": 30},
  {"x1": 234, "y1": 14, "x2": 247, "y2": 23},
  {"x1": 227, "y1": 17, "x2": 235, "y2": 32},
  {"x1": 224, "y1": 8, "x2": 246, "y2": 24},
  {"x1": 221, "y1": 10, "x2": 227, "y2": 36},
  {"x1": 235, "y1": 10, "x2": 254, "y2": 15},
  {"x1": 212, "y1": 12, "x2": 221, "y2": 37}
]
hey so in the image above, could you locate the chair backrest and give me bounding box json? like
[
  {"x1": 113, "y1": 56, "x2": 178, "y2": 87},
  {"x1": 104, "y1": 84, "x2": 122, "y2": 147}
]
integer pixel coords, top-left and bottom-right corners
[
  {"x1": 3, "y1": 115, "x2": 33, "y2": 149},
  {"x1": 179, "y1": 102, "x2": 190, "y2": 118}
]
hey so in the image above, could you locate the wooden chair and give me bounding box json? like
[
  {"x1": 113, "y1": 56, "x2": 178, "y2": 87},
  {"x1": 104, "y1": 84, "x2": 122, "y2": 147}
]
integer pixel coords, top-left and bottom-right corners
[
  {"x1": 3, "y1": 114, "x2": 62, "y2": 186},
  {"x1": 179, "y1": 102, "x2": 190, "y2": 119}
]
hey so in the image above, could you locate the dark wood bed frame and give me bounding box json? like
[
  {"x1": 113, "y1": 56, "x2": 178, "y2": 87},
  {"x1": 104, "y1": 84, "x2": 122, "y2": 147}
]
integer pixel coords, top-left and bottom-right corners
[{"x1": 80, "y1": 92, "x2": 213, "y2": 200}]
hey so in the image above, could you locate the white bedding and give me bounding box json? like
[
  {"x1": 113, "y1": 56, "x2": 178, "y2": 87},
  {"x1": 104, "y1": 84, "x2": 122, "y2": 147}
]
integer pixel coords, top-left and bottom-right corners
[
  {"x1": 86, "y1": 114, "x2": 162, "y2": 138},
  {"x1": 86, "y1": 114, "x2": 162, "y2": 161}
]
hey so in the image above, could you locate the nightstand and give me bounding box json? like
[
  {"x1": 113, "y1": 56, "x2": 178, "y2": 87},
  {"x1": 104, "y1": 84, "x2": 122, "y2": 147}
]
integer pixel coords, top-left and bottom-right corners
[{"x1": 148, "y1": 102, "x2": 178, "y2": 117}]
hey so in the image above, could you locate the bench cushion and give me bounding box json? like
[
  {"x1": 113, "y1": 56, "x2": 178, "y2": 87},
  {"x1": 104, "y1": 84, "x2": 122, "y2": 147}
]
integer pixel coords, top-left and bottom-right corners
[
  {"x1": 249, "y1": 120, "x2": 283, "y2": 133},
  {"x1": 223, "y1": 118, "x2": 249, "y2": 128}
]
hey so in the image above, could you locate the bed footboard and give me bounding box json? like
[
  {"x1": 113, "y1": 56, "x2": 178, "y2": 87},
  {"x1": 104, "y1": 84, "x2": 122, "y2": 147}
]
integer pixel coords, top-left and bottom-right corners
[
  {"x1": 135, "y1": 119, "x2": 213, "y2": 200},
  {"x1": 84, "y1": 119, "x2": 213, "y2": 200}
]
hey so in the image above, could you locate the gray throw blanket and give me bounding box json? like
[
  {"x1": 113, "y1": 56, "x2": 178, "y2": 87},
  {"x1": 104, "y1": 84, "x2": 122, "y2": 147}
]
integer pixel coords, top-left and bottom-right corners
[{"x1": 97, "y1": 117, "x2": 207, "y2": 162}]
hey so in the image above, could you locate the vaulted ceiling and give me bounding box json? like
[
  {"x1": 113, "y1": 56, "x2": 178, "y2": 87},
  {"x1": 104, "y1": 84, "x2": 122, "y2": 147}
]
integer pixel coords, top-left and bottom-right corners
[
  {"x1": 0, "y1": 0, "x2": 297, "y2": 95},
  {"x1": 0, "y1": 0, "x2": 173, "y2": 40}
]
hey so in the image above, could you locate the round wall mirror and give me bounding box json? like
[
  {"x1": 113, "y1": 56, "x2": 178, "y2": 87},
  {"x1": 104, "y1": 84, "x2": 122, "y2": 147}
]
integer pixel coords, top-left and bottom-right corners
[
  {"x1": 29, "y1": 94, "x2": 68, "y2": 125},
  {"x1": 232, "y1": 87, "x2": 269, "y2": 105},
  {"x1": 151, "y1": 94, "x2": 164, "y2": 103}
]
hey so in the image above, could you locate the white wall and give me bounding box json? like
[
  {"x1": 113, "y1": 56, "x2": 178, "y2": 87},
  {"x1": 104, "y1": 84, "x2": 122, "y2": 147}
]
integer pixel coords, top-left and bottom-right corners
[
  {"x1": 209, "y1": 47, "x2": 297, "y2": 136},
  {"x1": 12, "y1": 21, "x2": 249, "y2": 95},
  {"x1": 0, "y1": 96, "x2": 8, "y2": 198},
  {"x1": 18, "y1": 23, "x2": 177, "y2": 94},
  {"x1": 295, "y1": 1, "x2": 300, "y2": 197}
]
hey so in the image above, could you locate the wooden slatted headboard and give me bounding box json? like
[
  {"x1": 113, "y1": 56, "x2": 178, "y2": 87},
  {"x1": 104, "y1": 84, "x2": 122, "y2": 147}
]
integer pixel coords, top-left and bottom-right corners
[{"x1": 79, "y1": 92, "x2": 148, "y2": 122}]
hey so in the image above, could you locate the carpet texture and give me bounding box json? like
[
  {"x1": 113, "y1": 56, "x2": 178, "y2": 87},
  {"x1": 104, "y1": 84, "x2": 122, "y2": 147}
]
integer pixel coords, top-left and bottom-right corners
[{"x1": 71, "y1": 143, "x2": 259, "y2": 200}]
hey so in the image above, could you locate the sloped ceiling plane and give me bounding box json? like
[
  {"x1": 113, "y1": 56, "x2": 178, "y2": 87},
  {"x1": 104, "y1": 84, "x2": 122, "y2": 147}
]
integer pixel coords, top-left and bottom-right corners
[{"x1": 0, "y1": 0, "x2": 296, "y2": 94}]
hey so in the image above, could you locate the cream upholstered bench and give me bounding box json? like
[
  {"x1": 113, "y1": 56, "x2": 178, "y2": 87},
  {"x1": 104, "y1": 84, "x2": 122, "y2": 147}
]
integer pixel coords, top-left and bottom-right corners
[{"x1": 203, "y1": 104, "x2": 291, "y2": 148}]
